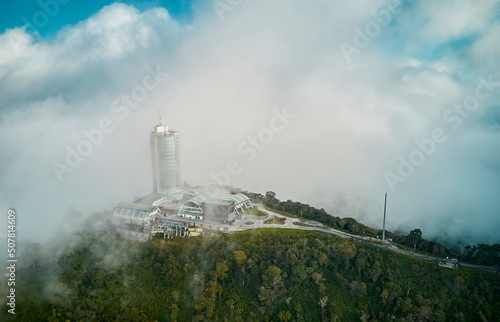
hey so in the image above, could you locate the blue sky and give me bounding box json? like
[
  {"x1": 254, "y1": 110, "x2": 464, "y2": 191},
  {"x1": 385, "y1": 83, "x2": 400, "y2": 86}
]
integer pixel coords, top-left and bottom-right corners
[
  {"x1": 0, "y1": 0, "x2": 195, "y2": 38},
  {"x1": 0, "y1": 0, "x2": 499, "y2": 245}
]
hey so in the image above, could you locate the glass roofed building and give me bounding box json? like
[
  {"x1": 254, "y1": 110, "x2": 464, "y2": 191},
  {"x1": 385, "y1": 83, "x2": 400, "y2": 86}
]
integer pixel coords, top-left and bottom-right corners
[
  {"x1": 178, "y1": 191, "x2": 252, "y2": 221},
  {"x1": 224, "y1": 194, "x2": 252, "y2": 214},
  {"x1": 111, "y1": 202, "x2": 160, "y2": 242},
  {"x1": 112, "y1": 202, "x2": 160, "y2": 224},
  {"x1": 178, "y1": 194, "x2": 208, "y2": 220}
]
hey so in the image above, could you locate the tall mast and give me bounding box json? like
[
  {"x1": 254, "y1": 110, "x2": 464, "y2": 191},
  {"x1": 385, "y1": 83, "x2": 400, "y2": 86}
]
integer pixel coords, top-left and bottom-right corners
[{"x1": 382, "y1": 192, "x2": 387, "y2": 241}]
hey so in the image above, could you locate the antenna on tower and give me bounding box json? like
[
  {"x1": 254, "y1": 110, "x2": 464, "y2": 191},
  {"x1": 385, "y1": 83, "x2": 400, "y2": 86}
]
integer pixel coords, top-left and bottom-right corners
[
  {"x1": 159, "y1": 109, "x2": 162, "y2": 126},
  {"x1": 382, "y1": 192, "x2": 387, "y2": 242}
]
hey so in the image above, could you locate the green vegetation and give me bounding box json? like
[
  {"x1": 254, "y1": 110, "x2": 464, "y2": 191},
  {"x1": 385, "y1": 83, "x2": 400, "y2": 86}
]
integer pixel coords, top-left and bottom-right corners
[
  {"x1": 245, "y1": 221, "x2": 254, "y2": 225},
  {"x1": 264, "y1": 216, "x2": 286, "y2": 225},
  {"x1": 2, "y1": 228, "x2": 499, "y2": 321},
  {"x1": 246, "y1": 191, "x2": 377, "y2": 236},
  {"x1": 245, "y1": 191, "x2": 500, "y2": 264},
  {"x1": 241, "y1": 206, "x2": 268, "y2": 217},
  {"x1": 259, "y1": 203, "x2": 299, "y2": 219}
]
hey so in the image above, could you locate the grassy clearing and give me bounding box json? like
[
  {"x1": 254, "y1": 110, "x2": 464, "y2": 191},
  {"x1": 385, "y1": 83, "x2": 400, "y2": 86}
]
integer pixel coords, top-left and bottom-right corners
[
  {"x1": 241, "y1": 206, "x2": 268, "y2": 217},
  {"x1": 263, "y1": 216, "x2": 286, "y2": 225},
  {"x1": 259, "y1": 203, "x2": 298, "y2": 219}
]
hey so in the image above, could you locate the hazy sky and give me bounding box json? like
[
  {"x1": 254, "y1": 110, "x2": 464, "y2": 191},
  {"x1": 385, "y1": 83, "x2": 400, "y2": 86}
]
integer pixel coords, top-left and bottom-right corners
[{"x1": 0, "y1": 0, "x2": 499, "y2": 246}]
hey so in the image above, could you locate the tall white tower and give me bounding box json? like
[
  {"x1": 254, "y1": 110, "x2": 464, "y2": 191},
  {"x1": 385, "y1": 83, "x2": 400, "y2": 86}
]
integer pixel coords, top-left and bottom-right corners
[{"x1": 150, "y1": 119, "x2": 181, "y2": 194}]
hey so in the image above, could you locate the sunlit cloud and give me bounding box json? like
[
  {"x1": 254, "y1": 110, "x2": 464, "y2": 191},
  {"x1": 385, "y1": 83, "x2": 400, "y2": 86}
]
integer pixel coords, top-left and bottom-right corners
[{"x1": 0, "y1": 0, "x2": 499, "y2": 246}]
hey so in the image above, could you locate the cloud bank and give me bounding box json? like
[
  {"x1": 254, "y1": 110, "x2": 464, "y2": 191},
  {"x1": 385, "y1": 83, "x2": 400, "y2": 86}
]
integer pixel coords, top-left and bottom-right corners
[{"x1": 0, "y1": 0, "x2": 499, "y2": 246}]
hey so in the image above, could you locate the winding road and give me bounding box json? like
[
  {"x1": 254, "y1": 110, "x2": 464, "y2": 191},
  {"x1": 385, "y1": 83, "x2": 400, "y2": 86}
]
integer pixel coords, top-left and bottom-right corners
[{"x1": 229, "y1": 204, "x2": 497, "y2": 273}]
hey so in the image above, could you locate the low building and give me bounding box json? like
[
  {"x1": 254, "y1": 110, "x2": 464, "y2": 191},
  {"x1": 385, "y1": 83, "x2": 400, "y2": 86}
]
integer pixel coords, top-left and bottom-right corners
[
  {"x1": 438, "y1": 261, "x2": 457, "y2": 269},
  {"x1": 111, "y1": 202, "x2": 160, "y2": 242},
  {"x1": 202, "y1": 199, "x2": 235, "y2": 222},
  {"x1": 112, "y1": 202, "x2": 159, "y2": 224},
  {"x1": 178, "y1": 191, "x2": 252, "y2": 222},
  {"x1": 178, "y1": 194, "x2": 208, "y2": 220}
]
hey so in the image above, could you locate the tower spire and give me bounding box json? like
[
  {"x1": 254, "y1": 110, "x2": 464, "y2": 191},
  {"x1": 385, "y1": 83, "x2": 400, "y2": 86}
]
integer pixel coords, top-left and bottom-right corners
[{"x1": 159, "y1": 109, "x2": 162, "y2": 126}]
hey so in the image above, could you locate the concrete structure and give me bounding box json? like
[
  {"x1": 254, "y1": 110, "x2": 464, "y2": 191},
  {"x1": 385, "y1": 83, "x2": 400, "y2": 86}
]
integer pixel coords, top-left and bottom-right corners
[
  {"x1": 153, "y1": 218, "x2": 195, "y2": 239},
  {"x1": 151, "y1": 122, "x2": 181, "y2": 194},
  {"x1": 112, "y1": 202, "x2": 160, "y2": 242},
  {"x1": 203, "y1": 199, "x2": 235, "y2": 222},
  {"x1": 439, "y1": 261, "x2": 457, "y2": 269}
]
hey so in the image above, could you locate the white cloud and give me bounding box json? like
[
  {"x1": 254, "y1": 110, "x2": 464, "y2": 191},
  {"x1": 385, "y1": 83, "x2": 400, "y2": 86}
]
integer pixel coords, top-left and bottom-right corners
[
  {"x1": 472, "y1": 22, "x2": 500, "y2": 64},
  {"x1": 0, "y1": 0, "x2": 499, "y2": 245},
  {"x1": 407, "y1": 0, "x2": 499, "y2": 43},
  {"x1": 0, "y1": 28, "x2": 35, "y2": 64},
  {"x1": 422, "y1": 0, "x2": 498, "y2": 40}
]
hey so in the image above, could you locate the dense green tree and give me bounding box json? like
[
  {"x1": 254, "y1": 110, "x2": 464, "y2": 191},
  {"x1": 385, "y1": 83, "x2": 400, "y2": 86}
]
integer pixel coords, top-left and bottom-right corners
[
  {"x1": 278, "y1": 310, "x2": 292, "y2": 321},
  {"x1": 233, "y1": 250, "x2": 247, "y2": 267},
  {"x1": 2, "y1": 228, "x2": 500, "y2": 321},
  {"x1": 406, "y1": 229, "x2": 423, "y2": 249}
]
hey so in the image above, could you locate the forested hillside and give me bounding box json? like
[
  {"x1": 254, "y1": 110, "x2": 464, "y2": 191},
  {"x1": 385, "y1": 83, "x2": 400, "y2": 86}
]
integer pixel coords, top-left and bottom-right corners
[
  {"x1": 2, "y1": 228, "x2": 499, "y2": 321},
  {"x1": 246, "y1": 190, "x2": 500, "y2": 265}
]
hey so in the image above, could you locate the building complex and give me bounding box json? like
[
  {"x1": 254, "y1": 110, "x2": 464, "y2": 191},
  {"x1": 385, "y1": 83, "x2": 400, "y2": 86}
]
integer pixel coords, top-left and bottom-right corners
[{"x1": 111, "y1": 119, "x2": 252, "y2": 241}]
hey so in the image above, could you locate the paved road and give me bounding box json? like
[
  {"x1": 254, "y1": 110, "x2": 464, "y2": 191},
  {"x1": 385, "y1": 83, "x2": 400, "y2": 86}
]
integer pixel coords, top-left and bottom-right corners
[{"x1": 230, "y1": 204, "x2": 497, "y2": 273}]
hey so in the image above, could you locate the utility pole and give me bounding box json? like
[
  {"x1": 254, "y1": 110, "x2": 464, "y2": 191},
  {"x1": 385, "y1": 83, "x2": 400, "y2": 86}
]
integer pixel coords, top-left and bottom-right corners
[{"x1": 382, "y1": 193, "x2": 387, "y2": 242}]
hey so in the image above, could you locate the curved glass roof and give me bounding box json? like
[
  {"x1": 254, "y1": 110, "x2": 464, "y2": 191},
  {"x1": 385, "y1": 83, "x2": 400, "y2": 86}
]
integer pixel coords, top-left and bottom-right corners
[
  {"x1": 225, "y1": 194, "x2": 250, "y2": 205},
  {"x1": 113, "y1": 207, "x2": 150, "y2": 220},
  {"x1": 185, "y1": 195, "x2": 208, "y2": 207},
  {"x1": 113, "y1": 202, "x2": 157, "y2": 220},
  {"x1": 181, "y1": 192, "x2": 249, "y2": 211}
]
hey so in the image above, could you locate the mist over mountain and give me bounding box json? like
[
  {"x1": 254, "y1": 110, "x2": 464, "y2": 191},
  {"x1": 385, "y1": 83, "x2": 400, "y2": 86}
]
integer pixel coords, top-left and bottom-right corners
[{"x1": 0, "y1": 0, "x2": 499, "y2": 246}]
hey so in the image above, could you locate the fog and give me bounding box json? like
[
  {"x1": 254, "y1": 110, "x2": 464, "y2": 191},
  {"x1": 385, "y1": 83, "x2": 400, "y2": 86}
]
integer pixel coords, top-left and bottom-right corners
[{"x1": 0, "y1": 0, "x2": 499, "y2": 246}]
